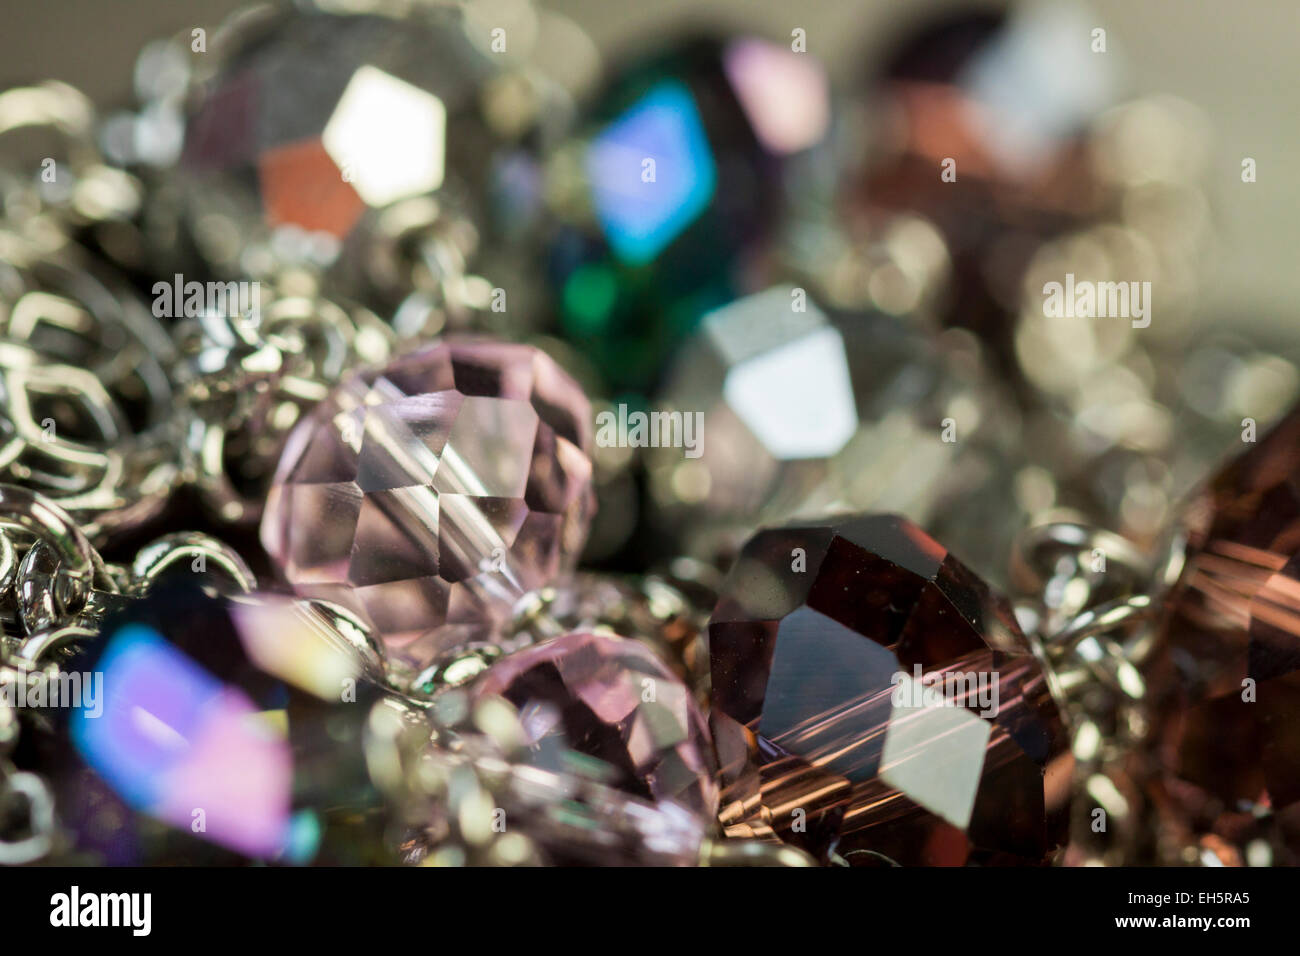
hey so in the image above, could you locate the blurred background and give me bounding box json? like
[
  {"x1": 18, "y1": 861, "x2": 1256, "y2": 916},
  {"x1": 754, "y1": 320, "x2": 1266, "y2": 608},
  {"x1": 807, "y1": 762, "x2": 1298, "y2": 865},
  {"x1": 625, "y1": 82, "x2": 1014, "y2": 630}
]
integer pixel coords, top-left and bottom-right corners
[{"x1": 0, "y1": 0, "x2": 1294, "y2": 326}]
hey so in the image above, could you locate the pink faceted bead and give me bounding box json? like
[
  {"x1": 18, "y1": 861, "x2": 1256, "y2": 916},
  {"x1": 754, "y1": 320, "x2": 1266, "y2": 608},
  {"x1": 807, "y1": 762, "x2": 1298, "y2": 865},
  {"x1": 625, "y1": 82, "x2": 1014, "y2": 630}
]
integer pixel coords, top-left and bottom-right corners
[
  {"x1": 475, "y1": 631, "x2": 719, "y2": 820},
  {"x1": 260, "y1": 340, "x2": 596, "y2": 675}
]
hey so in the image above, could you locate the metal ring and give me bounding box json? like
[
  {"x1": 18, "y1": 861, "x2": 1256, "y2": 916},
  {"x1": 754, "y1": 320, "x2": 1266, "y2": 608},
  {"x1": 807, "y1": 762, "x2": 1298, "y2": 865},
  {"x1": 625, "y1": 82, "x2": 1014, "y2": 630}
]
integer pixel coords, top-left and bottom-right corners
[
  {"x1": 1046, "y1": 594, "x2": 1155, "y2": 705},
  {"x1": 129, "y1": 531, "x2": 258, "y2": 596},
  {"x1": 0, "y1": 770, "x2": 55, "y2": 865},
  {"x1": 1050, "y1": 594, "x2": 1156, "y2": 653},
  {"x1": 1010, "y1": 521, "x2": 1154, "y2": 593},
  {"x1": 0, "y1": 484, "x2": 109, "y2": 629},
  {"x1": 186, "y1": 418, "x2": 261, "y2": 524},
  {"x1": 0, "y1": 531, "x2": 14, "y2": 598},
  {"x1": 0, "y1": 81, "x2": 94, "y2": 144},
  {"x1": 14, "y1": 624, "x2": 98, "y2": 667}
]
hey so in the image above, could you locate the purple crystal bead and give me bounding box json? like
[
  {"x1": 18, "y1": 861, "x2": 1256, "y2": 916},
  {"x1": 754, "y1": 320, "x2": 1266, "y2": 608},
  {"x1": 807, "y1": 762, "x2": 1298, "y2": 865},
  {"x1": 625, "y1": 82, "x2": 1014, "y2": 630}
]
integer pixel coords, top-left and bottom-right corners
[{"x1": 260, "y1": 340, "x2": 596, "y2": 674}]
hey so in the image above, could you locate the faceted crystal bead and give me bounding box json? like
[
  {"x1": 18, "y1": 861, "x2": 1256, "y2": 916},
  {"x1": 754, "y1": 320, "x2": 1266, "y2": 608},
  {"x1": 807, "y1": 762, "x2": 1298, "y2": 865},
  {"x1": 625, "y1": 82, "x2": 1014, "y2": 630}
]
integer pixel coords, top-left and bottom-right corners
[
  {"x1": 175, "y1": 6, "x2": 498, "y2": 277},
  {"x1": 473, "y1": 631, "x2": 717, "y2": 819},
  {"x1": 708, "y1": 514, "x2": 1070, "y2": 865},
  {"x1": 648, "y1": 285, "x2": 1023, "y2": 579},
  {"x1": 547, "y1": 37, "x2": 830, "y2": 394},
  {"x1": 1151, "y1": 403, "x2": 1300, "y2": 863},
  {"x1": 407, "y1": 701, "x2": 713, "y2": 867},
  {"x1": 260, "y1": 341, "x2": 596, "y2": 676},
  {"x1": 539, "y1": 573, "x2": 711, "y2": 705},
  {"x1": 54, "y1": 586, "x2": 391, "y2": 865},
  {"x1": 851, "y1": 6, "x2": 1113, "y2": 343}
]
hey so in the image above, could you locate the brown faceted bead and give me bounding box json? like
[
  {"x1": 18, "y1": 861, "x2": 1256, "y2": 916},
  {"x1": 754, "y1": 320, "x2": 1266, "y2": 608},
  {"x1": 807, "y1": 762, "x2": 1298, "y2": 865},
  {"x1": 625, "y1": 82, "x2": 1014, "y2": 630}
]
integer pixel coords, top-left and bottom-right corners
[
  {"x1": 708, "y1": 514, "x2": 1071, "y2": 866},
  {"x1": 1153, "y1": 406, "x2": 1300, "y2": 863}
]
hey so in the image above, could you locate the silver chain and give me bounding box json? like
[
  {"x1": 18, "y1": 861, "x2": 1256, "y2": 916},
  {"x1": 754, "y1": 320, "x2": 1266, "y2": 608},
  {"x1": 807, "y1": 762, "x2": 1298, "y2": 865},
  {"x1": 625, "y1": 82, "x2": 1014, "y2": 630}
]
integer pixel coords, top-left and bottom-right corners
[{"x1": 1010, "y1": 520, "x2": 1185, "y2": 865}]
